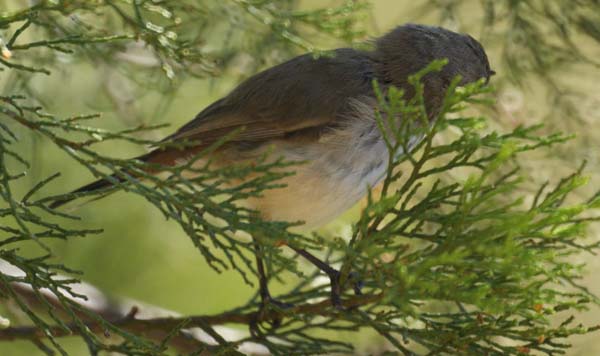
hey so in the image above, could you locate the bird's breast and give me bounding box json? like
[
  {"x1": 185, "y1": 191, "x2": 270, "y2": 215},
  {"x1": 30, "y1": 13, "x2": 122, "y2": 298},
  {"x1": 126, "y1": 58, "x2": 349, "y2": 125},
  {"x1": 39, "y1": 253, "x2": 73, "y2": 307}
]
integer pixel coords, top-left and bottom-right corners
[
  {"x1": 214, "y1": 98, "x2": 423, "y2": 229},
  {"x1": 248, "y1": 112, "x2": 394, "y2": 228}
]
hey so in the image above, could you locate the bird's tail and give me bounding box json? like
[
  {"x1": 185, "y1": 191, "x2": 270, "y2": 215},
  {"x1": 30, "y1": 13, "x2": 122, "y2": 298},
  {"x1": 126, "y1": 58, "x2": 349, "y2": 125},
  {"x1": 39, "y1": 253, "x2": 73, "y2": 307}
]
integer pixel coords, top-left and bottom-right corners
[
  {"x1": 48, "y1": 173, "x2": 126, "y2": 209},
  {"x1": 48, "y1": 145, "x2": 201, "y2": 209},
  {"x1": 48, "y1": 147, "x2": 170, "y2": 209}
]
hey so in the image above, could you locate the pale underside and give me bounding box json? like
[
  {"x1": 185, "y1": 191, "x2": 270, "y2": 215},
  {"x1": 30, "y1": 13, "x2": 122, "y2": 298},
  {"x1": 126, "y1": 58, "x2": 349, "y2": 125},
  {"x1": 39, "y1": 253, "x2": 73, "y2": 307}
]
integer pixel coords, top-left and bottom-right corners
[{"x1": 180, "y1": 98, "x2": 419, "y2": 229}]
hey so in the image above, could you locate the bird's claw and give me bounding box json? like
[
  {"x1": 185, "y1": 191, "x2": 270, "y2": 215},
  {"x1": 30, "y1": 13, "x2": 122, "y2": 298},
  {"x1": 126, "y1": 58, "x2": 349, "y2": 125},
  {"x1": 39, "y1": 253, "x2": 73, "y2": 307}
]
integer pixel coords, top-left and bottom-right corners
[
  {"x1": 329, "y1": 270, "x2": 363, "y2": 310},
  {"x1": 250, "y1": 296, "x2": 294, "y2": 337}
]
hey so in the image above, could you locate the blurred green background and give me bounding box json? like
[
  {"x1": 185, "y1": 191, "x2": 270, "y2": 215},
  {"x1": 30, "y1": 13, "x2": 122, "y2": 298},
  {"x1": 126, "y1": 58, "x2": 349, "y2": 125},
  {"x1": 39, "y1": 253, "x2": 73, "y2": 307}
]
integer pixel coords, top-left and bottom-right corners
[{"x1": 2, "y1": 0, "x2": 600, "y2": 354}]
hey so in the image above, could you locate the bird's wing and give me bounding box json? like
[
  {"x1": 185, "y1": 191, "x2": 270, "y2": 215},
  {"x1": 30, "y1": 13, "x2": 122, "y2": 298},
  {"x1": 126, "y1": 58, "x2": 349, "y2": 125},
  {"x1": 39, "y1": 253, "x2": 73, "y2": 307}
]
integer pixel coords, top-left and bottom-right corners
[
  {"x1": 49, "y1": 49, "x2": 377, "y2": 208},
  {"x1": 160, "y1": 48, "x2": 376, "y2": 147}
]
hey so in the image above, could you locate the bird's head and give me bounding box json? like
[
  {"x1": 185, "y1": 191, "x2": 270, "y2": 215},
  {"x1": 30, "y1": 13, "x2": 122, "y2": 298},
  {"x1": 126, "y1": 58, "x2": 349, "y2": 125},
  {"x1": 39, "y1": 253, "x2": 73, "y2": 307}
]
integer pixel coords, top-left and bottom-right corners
[{"x1": 375, "y1": 24, "x2": 494, "y2": 114}]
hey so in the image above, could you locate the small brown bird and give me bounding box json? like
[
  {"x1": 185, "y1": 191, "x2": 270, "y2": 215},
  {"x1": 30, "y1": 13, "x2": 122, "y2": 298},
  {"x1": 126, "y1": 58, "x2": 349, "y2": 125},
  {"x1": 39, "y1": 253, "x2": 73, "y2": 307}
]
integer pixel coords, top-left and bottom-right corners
[{"x1": 51, "y1": 24, "x2": 493, "y2": 309}]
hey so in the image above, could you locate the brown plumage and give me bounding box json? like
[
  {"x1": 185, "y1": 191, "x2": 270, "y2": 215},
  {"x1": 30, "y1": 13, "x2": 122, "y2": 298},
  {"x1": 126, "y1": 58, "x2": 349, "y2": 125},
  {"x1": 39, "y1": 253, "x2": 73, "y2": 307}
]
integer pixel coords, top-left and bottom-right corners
[{"x1": 50, "y1": 24, "x2": 493, "y2": 228}]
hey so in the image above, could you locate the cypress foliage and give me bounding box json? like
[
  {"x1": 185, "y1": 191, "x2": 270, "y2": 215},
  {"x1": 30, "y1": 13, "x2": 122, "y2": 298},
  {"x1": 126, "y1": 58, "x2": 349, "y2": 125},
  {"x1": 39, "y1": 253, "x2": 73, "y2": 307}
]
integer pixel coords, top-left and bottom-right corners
[{"x1": 1, "y1": 1, "x2": 599, "y2": 355}]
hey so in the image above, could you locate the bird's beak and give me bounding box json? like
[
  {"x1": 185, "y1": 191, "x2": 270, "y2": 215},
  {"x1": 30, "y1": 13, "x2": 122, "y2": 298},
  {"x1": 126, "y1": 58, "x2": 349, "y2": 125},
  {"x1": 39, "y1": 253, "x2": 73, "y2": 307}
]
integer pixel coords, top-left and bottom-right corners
[{"x1": 484, "y1": 69, "x2": 496, "y2": 85}]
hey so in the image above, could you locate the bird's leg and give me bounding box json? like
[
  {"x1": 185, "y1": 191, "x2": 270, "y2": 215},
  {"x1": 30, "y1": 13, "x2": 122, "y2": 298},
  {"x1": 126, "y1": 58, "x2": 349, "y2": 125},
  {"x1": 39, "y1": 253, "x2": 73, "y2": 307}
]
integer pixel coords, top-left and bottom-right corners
[
  {"x1": 289, "y1": 246, "x2": 362, "y2": 309},
  {"x1": 254, "y1": 240, "x2": 271, "y2": 304},
  {"x1": 250, "y1": 239, "x2": 291, "y2": 336}
]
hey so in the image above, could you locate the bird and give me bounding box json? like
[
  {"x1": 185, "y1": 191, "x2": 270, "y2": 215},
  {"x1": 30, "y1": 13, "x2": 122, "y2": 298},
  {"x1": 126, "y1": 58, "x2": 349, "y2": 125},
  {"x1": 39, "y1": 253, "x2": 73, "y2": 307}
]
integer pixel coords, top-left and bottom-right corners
[{"x1": 50, "y1": 24, "x2": 494, "y2": 311}]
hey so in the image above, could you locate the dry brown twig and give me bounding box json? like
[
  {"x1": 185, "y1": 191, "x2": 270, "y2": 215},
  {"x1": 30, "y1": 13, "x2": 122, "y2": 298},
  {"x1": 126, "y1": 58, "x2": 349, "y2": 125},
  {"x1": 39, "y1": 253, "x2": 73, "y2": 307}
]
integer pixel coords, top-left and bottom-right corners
[{"x1": 0, "y1": 261, "x2": 383, "y2": 354}]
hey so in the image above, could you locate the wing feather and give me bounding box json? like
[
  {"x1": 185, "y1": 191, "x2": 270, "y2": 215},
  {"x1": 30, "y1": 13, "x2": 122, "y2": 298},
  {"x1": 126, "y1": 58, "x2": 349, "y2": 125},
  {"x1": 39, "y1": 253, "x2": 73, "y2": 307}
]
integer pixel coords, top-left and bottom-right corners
[{"x1": 159, "y1": 48, "x2": 376, "y2": 147}]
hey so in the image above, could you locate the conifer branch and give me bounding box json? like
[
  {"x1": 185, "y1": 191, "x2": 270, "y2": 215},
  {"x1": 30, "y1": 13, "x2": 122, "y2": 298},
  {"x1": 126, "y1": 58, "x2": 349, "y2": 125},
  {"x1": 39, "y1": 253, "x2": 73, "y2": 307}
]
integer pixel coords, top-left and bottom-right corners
[{"x1": 1, "y1": 1, "x2": 600, "y2": 355}]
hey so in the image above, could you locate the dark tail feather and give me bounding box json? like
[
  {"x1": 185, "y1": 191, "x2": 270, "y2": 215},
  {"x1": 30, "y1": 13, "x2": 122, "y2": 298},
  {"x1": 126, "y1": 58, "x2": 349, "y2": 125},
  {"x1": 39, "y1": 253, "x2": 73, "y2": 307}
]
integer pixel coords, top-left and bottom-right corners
[
  {"x1": 48, "y1": 148, "x2": 182, "y2": 209},
  {"x1": 49, "y1": 174, "x2": 126, "y2": 209}
]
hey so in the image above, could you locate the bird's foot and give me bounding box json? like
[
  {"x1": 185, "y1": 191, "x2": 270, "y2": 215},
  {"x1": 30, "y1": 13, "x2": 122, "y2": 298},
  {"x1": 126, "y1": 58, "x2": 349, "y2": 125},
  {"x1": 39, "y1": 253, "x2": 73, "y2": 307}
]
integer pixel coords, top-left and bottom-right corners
[
  {"x1": 289, "y1": 246, "x2": 364, "y2": 310},
  {"x1": 250, "y1": 295, "x2": 293, "y2": 337},
  {"x1": 328, "y1": 270, "x2": 363, "y2": 310}
]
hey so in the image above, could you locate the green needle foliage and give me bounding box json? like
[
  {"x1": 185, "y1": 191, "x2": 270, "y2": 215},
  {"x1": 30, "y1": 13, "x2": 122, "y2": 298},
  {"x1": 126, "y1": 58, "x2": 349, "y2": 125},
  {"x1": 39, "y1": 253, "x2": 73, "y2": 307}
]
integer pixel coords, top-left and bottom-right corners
[{"x1": 1, "y1": 1, "x2": 600, "y2": 355}]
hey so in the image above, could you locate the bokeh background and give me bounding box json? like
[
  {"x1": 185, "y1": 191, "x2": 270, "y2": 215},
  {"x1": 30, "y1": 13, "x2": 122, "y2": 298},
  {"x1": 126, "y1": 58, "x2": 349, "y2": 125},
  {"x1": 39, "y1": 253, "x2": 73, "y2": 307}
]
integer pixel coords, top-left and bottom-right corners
[{"x1": 2, "y1": 0, "x2": 600, "y2": 354}]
